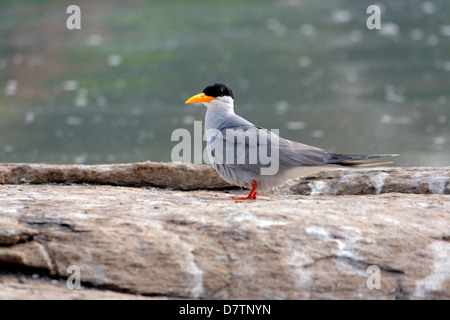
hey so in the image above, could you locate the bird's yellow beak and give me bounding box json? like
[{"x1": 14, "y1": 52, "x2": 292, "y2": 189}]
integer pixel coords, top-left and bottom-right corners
[{"x1": 185, "y1": 93, "x2": 217, "y2": 104}]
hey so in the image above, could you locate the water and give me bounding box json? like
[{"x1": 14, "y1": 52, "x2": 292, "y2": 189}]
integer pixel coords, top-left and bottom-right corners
[{"x1": 0, "y1": 0, "x2": 449, "y2": 167}]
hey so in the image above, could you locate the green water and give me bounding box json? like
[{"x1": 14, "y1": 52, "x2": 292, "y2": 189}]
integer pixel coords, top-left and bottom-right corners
[{"x1": 0, "y1": 0, "x2": 449, "y2": 166}]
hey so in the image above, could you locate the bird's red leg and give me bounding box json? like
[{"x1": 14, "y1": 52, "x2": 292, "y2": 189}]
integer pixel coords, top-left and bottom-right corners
[{"x1": 235, "y1": 180, "x2": 258, "y2": 200}]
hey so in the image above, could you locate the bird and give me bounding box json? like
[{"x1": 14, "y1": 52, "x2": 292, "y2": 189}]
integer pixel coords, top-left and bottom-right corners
[{"x1": 185, "y1": 83, "x2": 398, "y2": 200}]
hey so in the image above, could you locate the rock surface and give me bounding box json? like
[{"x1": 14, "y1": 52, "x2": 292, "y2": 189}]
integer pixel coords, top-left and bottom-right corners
[
  {"x1": 0, "y1": 163, "x2": 449, "y2": 299},
  {"x1": 1, "y1": 162, "x2": 449, "y2": 195},
  {"x1": 291, "y1": 167, "x2": 450, "y2": 195},
  {"x1": 0, "y1": 162, "x2": 231, "y2": 190}
]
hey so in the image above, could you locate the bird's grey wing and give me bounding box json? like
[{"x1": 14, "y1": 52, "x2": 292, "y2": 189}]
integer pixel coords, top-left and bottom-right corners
[
  {"x1": 213, "y1": 113, "x2": 337, "y2": 167},
  {"x1": 278, "y1": 138, "x2": 332, "y2": 167},
  {"x1": 279, "y1": 138, "x2": 397, "y2": 167},
  {"x1": 209, "y1": 120, "x2": 333, "y2": 170}
]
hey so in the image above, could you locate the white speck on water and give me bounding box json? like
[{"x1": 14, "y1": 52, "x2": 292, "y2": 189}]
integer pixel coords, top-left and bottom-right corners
[
  {"x1": 66, "y1": 116, "x2": 83, "y2": 126},
  {"x1": 182, "y1": 115, "x2": 195, "y2": 125},
  {"x1": 92, "y1": 114, "x2": 103, "y2": 124},
  {"x1": 437, "y1": 115, "x2": 447, "y2": 124},
  {"x1": 380, "y1": 114, "x2": 392, "y2": 123},
  {"x1": 266, "y1": 17, "x2": 287, "y2": 36},
  {"x1": 97, "y1": 96, "x2": 107, "y2": 107},
  {"x1": 382, "y1": 115, "x2": 412, "y2": 125},
  {"x1": 433, "y1": 136, "x2": 446, "y2": 145},
  {"x1": 437, "y1": 96, "x2": 447, "y2": 104},
  {"x1": 63, "y1": 80, "x2": 78, "y2": 91},
  {"x1": 422, "y1": 2, "x2": 436, "y2": 14},
  {"x1": 311, "y1": 130, "x2": 324, "y2": 138},
  {"x1": 75, "y1": 88, "x2": 88, "y2": 107},
  {"x1": 300, "y1": 23, "x2": 315, "y2": 36},
  {"x1": 397, "y1": 116, "x2": 412, "y2": 124},
  {"x1": 164, "y1": 39, "x2": 179, "y2": 51},
  {"x1": 108, "y1": 54, "x2": 122, "y2": 67},
  {"x1": 0, "y1": 58, "x2": 8, "y2": 69},
  {"x1": 137, "y1": 130, "x2": 154, "y2": 143},
  {"x1": 348, "y1": 30, "x2": 362, "y2": 42},
  {"x1": 28, "y1": 55, "x2": 43, "y2": 67},
  {"x1": 394, "y1": 116, "x2": 413, "y2": 124},
  {"x1": 286, "y1": 121, "x2": 305, "y2": 130},
  {"x1": 441, "y1": 62, "x2": 450, "y2": 71},
  {"x1": 117, "y1": 118, "x2": 127, "y2": 127},
  {"x1": 25, "y1": 111, "x2": 35, "y2": 124},
  {"x1": 115, "y1": 79, "x2": 125, "y2": 89},
  {"x1": 55, "y1": 129, "x2": 63, "y2": 138},
  {"x1": 3, "y1": 145, "x2": 14, "y2": 152},
  {"x1": 238, "y1": 78, "x2": 249, "y2": 90},
  {"x1": 380, "y1": 114, "x2": 393, "y2": 123},
  {"x1": 131, "y1": 107, "x2": 143, "y2": 117},
  {"x1": 221, "y1": 52, "x2": 233, "y2": 62},
  {"x1": 426, "y1": 35, "x2": 439, "y2": 46},
  {"x1": 13, "y1": 54, "x2": 23, "y2": 65},
  {"x1": 75, "y1": 96, "x2": 88, "y2": 107},
  {"x1": 332, "y1": 10, "x2": 352, "y2": 23},
  {"x1": 370, "y1": 172, "x2": 390, "y2": 194},
  {"x1": 5, "y1": 80, "x2": 18, "y2": 96},
  {"x1": 275, "y1": 101, "x2": 290, "y2": 115},
  {"x1": 78, "y1": 88, "x2": 88, "y2": 97},
  {"x1": 346, "y1": 72, "x2": 358, "y2": 83},
  {"x1": 412, "y1": 241, "x2": 450, "y2": 299},
  {"x1": 74, "y1": 153, "x2": 88, "y2": 164},
  {"x1": 385, "y1": 85, "x2": 405, "y2": 103},
  {"x1": 410, "y1": 29, "x2": 424, "y2": 41},
  {"x1": 87, "y1": 34, "x2": 103, "y2": 46},
  {"x1": 440, "y1": 25, "x2": 450, "y2": 37},
  {"x1": 297, "y1": 56, "x2": 312, "y2": 68},
  {"x1": 379, "y1": 22, "x2": 399, "y2": 37}
]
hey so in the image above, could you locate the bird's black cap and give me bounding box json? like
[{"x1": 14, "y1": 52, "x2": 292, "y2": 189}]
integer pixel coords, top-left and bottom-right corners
[{"x1": 203, "y1": 83, "x2": 234, "y2": 99}]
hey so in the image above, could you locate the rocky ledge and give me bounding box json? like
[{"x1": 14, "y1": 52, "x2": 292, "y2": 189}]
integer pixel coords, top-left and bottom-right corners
[{"x1": 0, "y1": 162, "x2": 449, "y2": 299}]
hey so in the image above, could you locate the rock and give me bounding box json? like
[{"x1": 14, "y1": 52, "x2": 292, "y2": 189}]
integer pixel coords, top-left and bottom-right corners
[
  {"x1": 1, "y1": 163, "x2": 449, "y2": 195},
  {"x1": 0, "y1": 219, "x2": 38, "y2": 245},
  {"x1": 290, "y1": 167, "x2": 450, "y2": 195},
  {"x1": 0, "y1": 274, "x2": 153, "y2": 300},
  {"x1": 0, "y1": 242, "x2": 53, "y2": 272},
  {"x1": 0, "y1": 182, "x2": 449, "y2": 299},
  {"x1": 0, "y1": 162, "x2": 232, "y2": 190}
]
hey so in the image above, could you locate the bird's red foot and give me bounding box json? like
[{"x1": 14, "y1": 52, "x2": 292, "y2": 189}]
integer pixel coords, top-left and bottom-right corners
[
  {"x1": 235, "y1": 192, "x2": 257, "y2": 200},
  {"x1": 234, "y1": 180, "x2": 258, "y2": 200}
]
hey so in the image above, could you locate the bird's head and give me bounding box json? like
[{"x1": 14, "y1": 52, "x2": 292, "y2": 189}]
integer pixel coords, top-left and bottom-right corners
[{"x1": 185, "y1": 83, "x2": 234, "y2": 112}]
